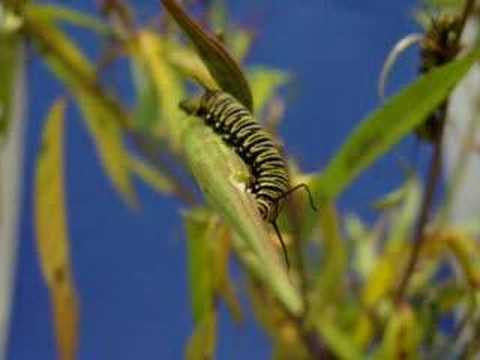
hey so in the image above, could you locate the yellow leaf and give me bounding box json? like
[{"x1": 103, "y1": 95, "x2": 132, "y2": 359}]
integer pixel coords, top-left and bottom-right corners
[
  {"x1": 185, "y1": 310, "x2": 217, "y2": 360},
  {"x1": 128, "y1": 155, "x2": 176, "y2": 196},
  {"x1": 361, "y1": 245, "x2": 409, "y2": 308},
  {"x1": 167, "y1": 46, "x2": 219, "y2": 90},
  {"x1": 34, "y1": 98, "x2": 79, "y2": 360},
  {"x1": 377, "y1": 305, "x2": 420, "y2": 360},
  {"x1": 76, "y1": 90, "x2": 137, "y2": 207},
  {"x1": 25, "y1": 11, "x2": 136, "y2": 207},
  {"x1": 135, "y1": 31, "x2": 185, "y2": 150}
]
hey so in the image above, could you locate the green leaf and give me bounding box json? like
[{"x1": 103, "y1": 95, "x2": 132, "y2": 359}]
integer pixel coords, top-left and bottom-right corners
[
  {"x1": 135, "y1": 31, "x2": 185, "y2": 149},
  {"x1": 161, "y1": 0, "x2": 253, "y2": 111},
  {"x1": 185, "y1": 310, "x2": 217, "y2": 360},
  {"x1": 25, "y1": 11, "x2": 137, "y2": 207},
  {"x1": 75, "y1": 89, "x2": 138, "y2": 207},
  {"x1": 309, "y1": 202, "x2": 347, "y2": 313},
  {"x1": 183, "y1": 118, "x2": 303, "y2": 315},
  {"x1": 248, "y1": 67, "x2": 290, "y2": 118},
  {"x1": 34, "y1": 98, "x2": 79, "y2": 360},
  {"x1": 228, "y1": 27, "x2": 255, "y2": 62},
  {"x1": 128, "y1": 155, "x2": 176, "y2": 196},
  {"x1": 384, "y1": 176, "x2": 422, "y2": 251},
  {"x1": 301, "y1": 48, "x2": 480, "y2": 237},
  {"x1": 130, "y1": 58, "x2": 160, "y2": 131},
  {"x1": 376, "y1": 305, "x2": 421, "y2": 360},
  {"x1": 184, "y1": 208, "x2": 215, "y2": 323},
  {"x1": 25, "y1": 4, "x2": 110, "y2": 35},
  {"x1": 167, "y1": 45, "x2": 219, "y2": 90},
  {"x1": 314, "y1": 319, "x2": 363, "y2": 360},
  {"x1": 314, "y1": 50, "x2": 480, "y2": 201}
]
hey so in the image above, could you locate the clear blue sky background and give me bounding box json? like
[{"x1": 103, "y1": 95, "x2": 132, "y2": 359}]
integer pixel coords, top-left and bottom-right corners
[{"x1": 8, "y1": 1, "x2": 421, "y2": 359}]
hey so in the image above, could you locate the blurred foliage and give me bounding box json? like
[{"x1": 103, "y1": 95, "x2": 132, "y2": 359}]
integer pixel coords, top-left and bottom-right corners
[{"x1": 2, "y1": 0, "x2": 480, "y2": 359}]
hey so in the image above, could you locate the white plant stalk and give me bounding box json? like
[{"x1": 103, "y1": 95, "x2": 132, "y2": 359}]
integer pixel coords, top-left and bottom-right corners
[
  {"x1": 0, "y1": 46, "x2": 25, "y2": 360},
  {"x1": 443, "y1": 13, "x2": 480, "y2": 225}
]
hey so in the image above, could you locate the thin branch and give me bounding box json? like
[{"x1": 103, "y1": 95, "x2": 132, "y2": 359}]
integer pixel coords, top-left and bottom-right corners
[{"x1": 395, "y1": 118, "x2": 445, "y2": 305}]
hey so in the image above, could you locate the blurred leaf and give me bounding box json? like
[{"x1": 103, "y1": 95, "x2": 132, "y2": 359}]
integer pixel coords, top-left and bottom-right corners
[
  {"x1": 352, "y1": 313, "x2": 375, "y2": 350},
  {"x1": 248, "y1": 67, "x2": 290, "y2": 118},
  {"x1": 128, "y1": 154, "x2": 176, "y2": 196},
  {"x1": 209, "y1": 222, "x2": 243, "y2": 323},
  {"x1": 25, "y1": 4, "x2": 110, "y2": 35},
  {"x1": 0, "y1": 31, "x2": 20, "y2": 143},
  {"x1": 183, "y1": 118, "x2": 303, "y2": 315},
  {"x1": 442, "y1": 229, "x2": 480, "y2": 288},
  {"x1": 248, "y1": 280, "x2": 307, "y2": 358},
  {"x1": 184, "y1": 208, "x2": 215, "y2": 323},
  {"x1": 302, "y1": 48, "x2": 480, "y2": 238},
  {"x1": 361, "y1": 245, "x2": 409, "y2": 308},
  {"x1": 346, "y1": 214, "x2": 382, "y2": 280},
  {"x1": 130, "y1": 58, "x2": 160, "y2": 131},
  {"x1": 168, "y1": 45, "x2": 219, "y2": 90},
  {"x1": 25, "y1": 11, "x2": 137, "y2": 207},
  {"x1": 208, "y1": 0, "x2": 227, "y2": 34},
  {"x1": 376, "y1": 305, "x2": 421, "y2": 359},
  {"x1": 314, "y1": 318, "x2": 363, "y2": 360},
  {"x1": 309, "y1": 202, "x2": 347, "y2": 313},
  {"x1": 34, "y1": 99, "x2": 78, "y2": 360},
  {"x1": 185, "y1": 310, "x2": 217, "y2": 360},
  {"x1": 161, "y1": 0, "x2": 253, "y2": 111},
  {"x1": 75, "y1": 90, "x2": 137, "y2": 207},
  {"x1": 228, "y1": 28, "x2": 255, "y2": 62},
  {"x1": 134, "y1": 31, "x2": 185, "y2": 148},
  {"x1": 384, "y1": 176, "x2": 422, "y2": 251},
  {"x1": 314, "y1": 50, "x2": 480, "y2": 200}
]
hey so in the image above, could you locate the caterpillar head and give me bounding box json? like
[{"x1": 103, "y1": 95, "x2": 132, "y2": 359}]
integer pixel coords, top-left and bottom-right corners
[
  {"x1": 179, "y1": 90, "x2": 222, "y2": 117},
  {"x1": 179, "y1": 96, "x2": 202, "y2": 115}
]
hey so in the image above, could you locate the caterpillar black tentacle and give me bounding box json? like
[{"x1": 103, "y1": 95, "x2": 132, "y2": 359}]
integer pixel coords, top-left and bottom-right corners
[{"x1": 180, "y1": 90, "x2": 317, "y2": 268}]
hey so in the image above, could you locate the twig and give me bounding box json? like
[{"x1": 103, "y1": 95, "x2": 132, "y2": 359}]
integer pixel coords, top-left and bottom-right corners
[{"x1": 395, "y1": 119, "x2": 445, "y2": 305}]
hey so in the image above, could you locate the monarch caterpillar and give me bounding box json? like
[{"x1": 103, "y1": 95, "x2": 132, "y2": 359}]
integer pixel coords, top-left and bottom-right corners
[{"x1": 180, "y1": 90, "x2": 316, "y2": 267}]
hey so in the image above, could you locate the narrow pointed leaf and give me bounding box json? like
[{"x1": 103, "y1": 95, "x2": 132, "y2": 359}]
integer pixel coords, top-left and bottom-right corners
[
  {"x1": 248, "y1": 67, "x2": 290, "y2": 118},
  {"x1": 361, "y1": 245, "x2": 409, "y2": 308},
  {"x1": 167, "y1": 46, "x2": 219, "y2": 90},
  {"x1": 161, "y1": 0, "x2": 253, "y2": 110},
  {"x1": 129, "y1": 155, "x2": 176, "y2": 196},
  {"x1": 302, "y1": 48, "x2": 480, "y2": 237},
  {"x1": 25, "y1": 12, "x2": 136, "y2": 207},
  {"x1": 314, "y1": 319, "x2": 363, "y2": 360},
  {"x1": 25, "y1": 4, "x2": 110, "y2": 35},
  {"x1": 376, "y1": 305, "x2": 420, "y2": 359},
  {"x1": 34, "y1": 99, "x2": 78, "y2": 360},
  {"x1": 75, "y1": 89, "x2": 137, "y2": 207},
  {"x1": 309, "y1": 202, "x2": 347, "y2": 313},
  {"x1": 210, "y1": 224, "x2": 242, "y2": 323},
  {"x1": 130, "y1": 56, "x2": 160, "y2": 131},
  {"x1": 185, "y1": 310, "x2": 217, "y2": 360},
  {"x1": 184, "y1": 208, "x2": 215, "y2": 323},
  {"x1": 135, "y1": 31, "x2": 185, "y2": 149},
  {"x1": 312, "y1": 49, "x2": 480, "y2": 202}
]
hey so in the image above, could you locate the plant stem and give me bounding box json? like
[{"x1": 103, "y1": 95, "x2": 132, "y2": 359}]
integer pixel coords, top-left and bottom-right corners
[
  {"x1": 395, "y1": 0, "x2": 475, "y2": 306},
  {"x1": 395, "y1": 121, "x2": 445, "y2": 305}
]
